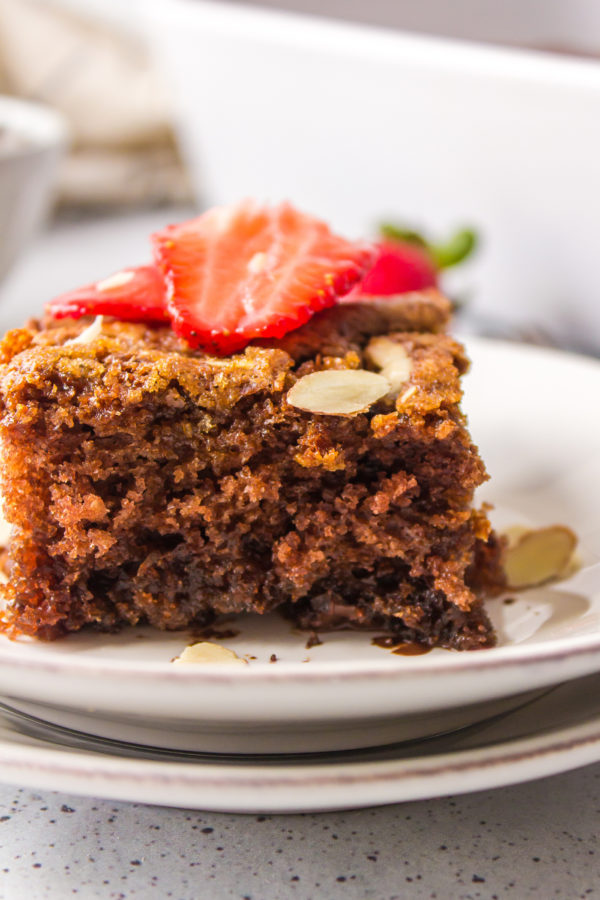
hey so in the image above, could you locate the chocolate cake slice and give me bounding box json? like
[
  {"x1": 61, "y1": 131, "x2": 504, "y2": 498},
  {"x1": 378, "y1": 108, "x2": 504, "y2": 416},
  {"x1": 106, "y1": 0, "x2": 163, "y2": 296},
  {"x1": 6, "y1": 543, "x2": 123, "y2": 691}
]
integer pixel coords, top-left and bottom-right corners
[{"x1": 0, "y1": 290, "x2": 503, "y2": 647}]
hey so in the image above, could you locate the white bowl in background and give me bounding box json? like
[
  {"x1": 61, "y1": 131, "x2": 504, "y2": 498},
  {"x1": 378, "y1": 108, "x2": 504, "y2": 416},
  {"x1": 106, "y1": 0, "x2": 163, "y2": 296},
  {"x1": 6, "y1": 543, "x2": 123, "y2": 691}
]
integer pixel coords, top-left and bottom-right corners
[
  {"x1": 145, "y1": 0, "x2": 600, "y2": 352},
  {"x1": 0, "y1": 96, "x2": 67, "y2": 283},
  {"x1": 214, "y1": 0, "x2": 600, "y2": 57}
]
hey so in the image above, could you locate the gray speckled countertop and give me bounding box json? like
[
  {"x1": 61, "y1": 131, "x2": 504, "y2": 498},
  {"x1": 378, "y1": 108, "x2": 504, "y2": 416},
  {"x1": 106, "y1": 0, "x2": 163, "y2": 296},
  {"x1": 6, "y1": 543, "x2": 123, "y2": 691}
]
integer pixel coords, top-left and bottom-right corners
[{"x1": 1, "y1": 765, "x2": 600, "y2": 899}]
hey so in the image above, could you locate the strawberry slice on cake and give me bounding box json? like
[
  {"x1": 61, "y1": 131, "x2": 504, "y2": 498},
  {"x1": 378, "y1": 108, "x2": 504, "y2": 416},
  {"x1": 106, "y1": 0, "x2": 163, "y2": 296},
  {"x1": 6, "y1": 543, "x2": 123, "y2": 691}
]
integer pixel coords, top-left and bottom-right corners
[
  {"x1": 151, "y1": 201, "x2": 376, "y2": 354},
  {"x1": 47, "y1": 265, "x2": 169, "y2": 323},
  {"x1": 46, "y1": 202, "x2": 376, "y2": 356}
]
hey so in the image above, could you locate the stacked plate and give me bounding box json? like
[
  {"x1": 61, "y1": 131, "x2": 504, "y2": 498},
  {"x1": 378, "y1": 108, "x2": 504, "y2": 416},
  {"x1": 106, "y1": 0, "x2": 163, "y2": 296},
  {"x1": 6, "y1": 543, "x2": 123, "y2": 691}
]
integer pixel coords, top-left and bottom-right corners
[{"x1": 0, "y1": 338, "x2": 599, "y2": 812}]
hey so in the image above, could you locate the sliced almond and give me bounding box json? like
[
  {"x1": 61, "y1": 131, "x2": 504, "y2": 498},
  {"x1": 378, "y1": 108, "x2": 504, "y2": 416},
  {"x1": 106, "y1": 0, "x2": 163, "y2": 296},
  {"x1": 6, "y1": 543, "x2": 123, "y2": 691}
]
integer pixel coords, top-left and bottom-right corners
[
  {"x1": 66, "y1": 315, "x2": 104, "y2": 346},
  {"x1": 365, "y1": 336, "x2": 409, "y2": 371},
  {"x1": 96, "y1": 271, "x2": 135, "y2": 291},
  {"x1": 504, "y1": 525, "x2": 578, "y2": 589},
  {"x1": 287, "y1": 369, "x2": 390, "y2": 416},
  {"x1": 364, "y1": 337, "x2": 412, "y2": 393},
  {"x1": 172, "y1": 641, "x2": 247, "y2": 666}
]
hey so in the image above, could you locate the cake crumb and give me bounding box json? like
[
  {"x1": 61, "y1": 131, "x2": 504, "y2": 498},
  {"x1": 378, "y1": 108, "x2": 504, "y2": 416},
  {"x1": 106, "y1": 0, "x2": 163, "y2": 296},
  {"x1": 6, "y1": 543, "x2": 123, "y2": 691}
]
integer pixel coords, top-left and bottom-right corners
[{"x1": 305, "y1": 632, "x2": 322, "y2": 649}]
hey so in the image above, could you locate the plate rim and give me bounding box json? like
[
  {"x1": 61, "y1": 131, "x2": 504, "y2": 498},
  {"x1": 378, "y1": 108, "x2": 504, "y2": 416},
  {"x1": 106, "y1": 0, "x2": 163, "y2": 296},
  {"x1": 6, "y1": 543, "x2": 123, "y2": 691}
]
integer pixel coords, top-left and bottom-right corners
[{"x1": 2, "y1": 626, "x2": 600, "y2": 683}]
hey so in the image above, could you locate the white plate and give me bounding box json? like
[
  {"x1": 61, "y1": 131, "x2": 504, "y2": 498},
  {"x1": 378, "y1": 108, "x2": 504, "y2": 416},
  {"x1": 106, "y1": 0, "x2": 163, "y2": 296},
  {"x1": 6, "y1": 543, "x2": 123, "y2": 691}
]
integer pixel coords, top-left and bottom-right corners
[
  {"x1": 1, "y1": 672, "x2": 600, "y2": 813},
  {"x1": 0, "y1": 337, "x2": 599, "y2": 752}
]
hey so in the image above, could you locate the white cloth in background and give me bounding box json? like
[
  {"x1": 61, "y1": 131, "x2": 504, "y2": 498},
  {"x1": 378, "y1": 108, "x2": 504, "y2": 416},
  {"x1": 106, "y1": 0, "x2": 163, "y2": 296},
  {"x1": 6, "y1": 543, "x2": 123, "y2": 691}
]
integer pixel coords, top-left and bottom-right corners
[{"x1": 0, "y1": 0, "x2": 191, "y2": 208}]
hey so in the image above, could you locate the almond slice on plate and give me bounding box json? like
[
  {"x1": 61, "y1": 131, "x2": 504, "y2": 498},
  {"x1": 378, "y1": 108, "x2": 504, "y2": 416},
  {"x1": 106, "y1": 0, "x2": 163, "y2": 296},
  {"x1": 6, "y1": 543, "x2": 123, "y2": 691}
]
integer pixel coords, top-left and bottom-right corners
[
  {"x1": 172, "y1": 641, "x2": 247, "y2": 666},
  {"x1": 287, "y1": 368, "x2": 390, "y2": 416},
  {"x1": 504, "y1": 525, "x2": 578, "y2": 590}
]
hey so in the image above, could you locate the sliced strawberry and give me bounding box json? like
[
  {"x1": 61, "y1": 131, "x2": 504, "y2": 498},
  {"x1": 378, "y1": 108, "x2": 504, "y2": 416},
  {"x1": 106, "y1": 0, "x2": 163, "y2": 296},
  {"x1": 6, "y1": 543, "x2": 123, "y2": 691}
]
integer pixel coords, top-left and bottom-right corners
[
  {"x1": 345, "y1": 226, "x2": 476, "y2": 300},
  {"x1": 152, "y1": 201, "x2": 376, "y2": 354},
  {"x1": 344, "y1": 241, "x2": 437, "y2": 301},
  {"x1": 46, "y1": 265, "x2": 169, "y2": 323}
]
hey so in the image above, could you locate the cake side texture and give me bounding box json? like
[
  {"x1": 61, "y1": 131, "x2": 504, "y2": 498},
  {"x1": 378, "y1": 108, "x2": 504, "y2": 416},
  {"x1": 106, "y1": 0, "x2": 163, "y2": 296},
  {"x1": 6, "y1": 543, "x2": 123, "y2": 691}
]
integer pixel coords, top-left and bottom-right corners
[{"x1": 0, "y1": 290, "x2": 504, "y2": 647}]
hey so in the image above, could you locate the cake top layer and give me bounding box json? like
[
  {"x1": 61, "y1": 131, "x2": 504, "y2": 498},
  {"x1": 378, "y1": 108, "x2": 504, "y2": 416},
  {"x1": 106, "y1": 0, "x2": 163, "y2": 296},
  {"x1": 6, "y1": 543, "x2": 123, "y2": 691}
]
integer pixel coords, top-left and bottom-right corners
[
  {"x1": 2, "y1": 288, "x2": 450, "y2": 362},
  {"x1": 0, "y1": 290, "x2": 466, "y2": 424}
]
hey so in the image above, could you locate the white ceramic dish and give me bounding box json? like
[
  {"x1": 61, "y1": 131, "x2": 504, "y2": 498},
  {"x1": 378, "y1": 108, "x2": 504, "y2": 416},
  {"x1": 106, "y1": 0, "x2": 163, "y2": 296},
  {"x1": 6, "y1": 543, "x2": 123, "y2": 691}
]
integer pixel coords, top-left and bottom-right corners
[
  {"x1": 226, "y1": 0, "x2": 600, "y2": 55},
  {"x1": 0, "y1": 338, "x2": 598, "y2": 753},
  {"x1": 146, "y1": 0, "x2": 600, "y2": 352},
  {"x1": 1, "y1": 671, "x2": 600, "y2": 813},
  {"x1": 0, "y1": 96, "x2": 67, "y2": 283}
]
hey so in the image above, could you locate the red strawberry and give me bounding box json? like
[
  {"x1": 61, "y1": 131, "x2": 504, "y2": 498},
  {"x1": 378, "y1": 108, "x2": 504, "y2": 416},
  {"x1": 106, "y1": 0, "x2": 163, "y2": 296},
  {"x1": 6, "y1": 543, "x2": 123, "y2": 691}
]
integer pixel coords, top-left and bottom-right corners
[
  {"x1": 47, "y1": 265, "x2": 169, "y2": 323},
  {"x1": 353, "y1": 241, "x2": 437, "y2": 297},
  {"x1": 344, "y1": 226, "x2": 476, "y2": 300},
  {"x1": 152, "y1": 201, "x2": 376, "y2": 354}
]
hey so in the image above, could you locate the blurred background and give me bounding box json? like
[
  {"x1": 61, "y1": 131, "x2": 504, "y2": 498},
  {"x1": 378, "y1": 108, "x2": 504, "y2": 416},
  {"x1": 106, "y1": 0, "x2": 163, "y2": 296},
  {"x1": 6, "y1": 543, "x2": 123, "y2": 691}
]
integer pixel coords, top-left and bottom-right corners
[{"x1": 0, "y1": 0, "x2": 599, "y2": 351}]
